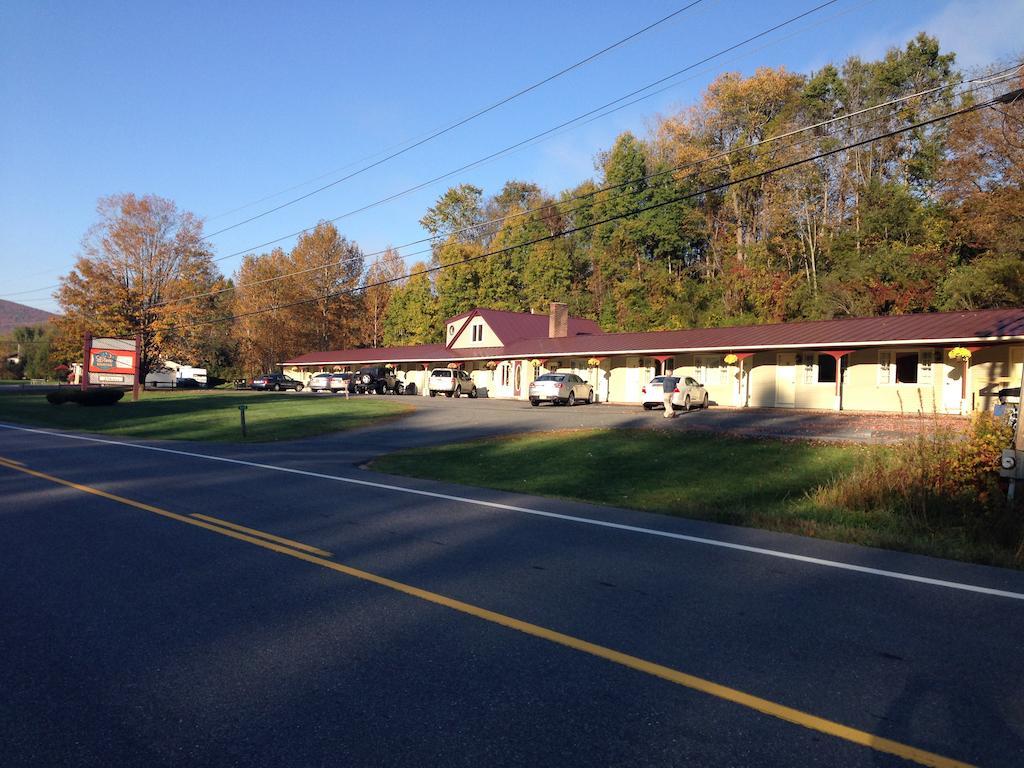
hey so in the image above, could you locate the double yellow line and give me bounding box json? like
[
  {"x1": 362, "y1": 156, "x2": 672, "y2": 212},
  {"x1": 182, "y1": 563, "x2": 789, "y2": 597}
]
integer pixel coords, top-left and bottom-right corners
[{"x1": 0, "y1": 455, "x2": 975, "y2": 768}]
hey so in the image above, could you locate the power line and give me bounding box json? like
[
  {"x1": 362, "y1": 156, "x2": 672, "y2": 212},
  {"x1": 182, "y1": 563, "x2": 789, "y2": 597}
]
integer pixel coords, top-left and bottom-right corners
[
  {"x1": 155, "y1": 68, "x2": 1018, "y2": 310},
  {"x1": 172, "y1": 90, "x2": 1014, "y2": 333},
  {"x1": 7, "y1": 62, "x2": 1015, "y2": 309},
  {"x1": 200, "y1": 1, "x2": 708, "y2": 241},
  {"x1": 208, "y1": 0, "x2": 843, "y2": 264},
  {"x1": 0, "y1": 0, "x2": 859, "y2": 302}
]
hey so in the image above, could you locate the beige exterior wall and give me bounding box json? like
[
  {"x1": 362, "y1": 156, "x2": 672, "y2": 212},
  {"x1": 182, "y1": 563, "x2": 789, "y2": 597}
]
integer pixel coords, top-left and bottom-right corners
[
  {"x1": 449, "y1": 317, "x2": 503, "y2": 349},
  {"x1": 283, "y1": 342, "x2": 1021, "y2": 413}
]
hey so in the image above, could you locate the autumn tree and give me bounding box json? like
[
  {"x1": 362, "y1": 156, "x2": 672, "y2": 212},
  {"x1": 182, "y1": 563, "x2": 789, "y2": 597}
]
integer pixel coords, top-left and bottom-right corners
[
  {"x1": 382, "y1": 263, "x2": 439, "y2": 345},
  {"x1": 52, "y1": 193, "x2": 222, "y2": 377},
  {"x1": 362, "y1": 247, "x2": 406, "y2": 347},
  {"x1": 231, "y1": 222, "x2": 364, "y2": 373},
  {"x1": 232, "y1": 249, "x2": 294, "y2": 375}
]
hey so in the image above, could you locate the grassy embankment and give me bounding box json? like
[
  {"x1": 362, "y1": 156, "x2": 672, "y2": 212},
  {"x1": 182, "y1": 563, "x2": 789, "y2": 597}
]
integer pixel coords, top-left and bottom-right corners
[
  {"x1": 373, "y1": 424, "x2": 1021, "y2": 568},
  {"x1": 0, "y1": 389, "x2": 412, "y2": 442}
]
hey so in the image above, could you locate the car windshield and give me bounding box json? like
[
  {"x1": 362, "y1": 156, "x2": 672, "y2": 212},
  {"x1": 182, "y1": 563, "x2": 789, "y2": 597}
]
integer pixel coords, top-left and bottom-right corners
[
  {"x1": 649, "y1": 377, "x2": 666, "y2": 384},
  {"x1": 432, "y1": 370, "x2": 452, "y2": 377},
  {"x1": 536, "y1": 374, "x2": 565, "y2": 382}
]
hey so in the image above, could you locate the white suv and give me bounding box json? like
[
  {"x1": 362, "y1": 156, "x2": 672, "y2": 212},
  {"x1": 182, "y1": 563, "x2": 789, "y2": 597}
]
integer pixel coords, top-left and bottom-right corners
[{"x1": 428, "y1": 368, "x2": 478, "y2": 398}]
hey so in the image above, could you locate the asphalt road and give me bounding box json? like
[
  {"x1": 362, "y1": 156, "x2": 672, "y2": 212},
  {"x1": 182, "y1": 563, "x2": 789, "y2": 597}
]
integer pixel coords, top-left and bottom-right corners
[{"x1": 1, "y1": 404, "x2": 1022, "y2": 767}]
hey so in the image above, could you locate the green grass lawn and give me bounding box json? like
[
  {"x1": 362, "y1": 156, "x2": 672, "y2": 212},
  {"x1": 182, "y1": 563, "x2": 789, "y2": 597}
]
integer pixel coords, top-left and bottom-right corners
[
  {"x1": 0, "y1": 389, "x2": 412, "y2": 442},
  {"x1": 372, "y1": 428, "x2": 1019, "y2": 567}
]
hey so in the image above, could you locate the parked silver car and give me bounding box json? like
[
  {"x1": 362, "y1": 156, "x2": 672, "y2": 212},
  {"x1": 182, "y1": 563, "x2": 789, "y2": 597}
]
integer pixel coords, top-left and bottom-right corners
[
  {"x1": 428, "y1": 368, "x2": 477, "y2": 398},
  {"x1": 308, "y1": 372, "x2": 334, "y2": 393},
  {"x1": 327, "y1": 372, "x2": 352, "y2": 393},
  {"x1": 642, "y1": 375, "x2": 709, "y2": 411},
  {"x1": 529, "y1": 373, "x2": 593, "y2": 406}
]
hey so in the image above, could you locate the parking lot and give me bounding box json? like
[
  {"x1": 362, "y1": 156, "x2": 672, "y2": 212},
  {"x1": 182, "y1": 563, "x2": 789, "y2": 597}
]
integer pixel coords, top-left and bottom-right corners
[{"x1": 280, "y1": 390, "x2": 968, "y2": 461}]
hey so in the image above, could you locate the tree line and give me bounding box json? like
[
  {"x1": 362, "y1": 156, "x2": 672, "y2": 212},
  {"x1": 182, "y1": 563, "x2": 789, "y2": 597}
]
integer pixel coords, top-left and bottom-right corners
[{"x1": 8, "y1": 34, "x2": 1018, "y2": 380}]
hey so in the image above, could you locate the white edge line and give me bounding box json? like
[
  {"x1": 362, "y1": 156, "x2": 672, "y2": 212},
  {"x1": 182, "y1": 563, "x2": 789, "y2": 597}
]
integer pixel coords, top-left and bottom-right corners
[{"x1": 2, "y1": 421, "x2": 1023, "y2": 602}]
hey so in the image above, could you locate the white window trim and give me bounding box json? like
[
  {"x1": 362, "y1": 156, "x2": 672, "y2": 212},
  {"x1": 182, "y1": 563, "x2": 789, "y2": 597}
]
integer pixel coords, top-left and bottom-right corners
[
  {"x1": 811, "y1": 353, "x2": 840, "y2": 386},
  {"x1": 878, "y1": 349, "x2": 935, "y2": 386}
]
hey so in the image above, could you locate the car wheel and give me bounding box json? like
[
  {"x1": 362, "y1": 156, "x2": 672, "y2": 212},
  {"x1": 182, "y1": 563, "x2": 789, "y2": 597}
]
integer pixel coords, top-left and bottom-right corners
[
  {"x1": 530, "y1": 399, "x2": 539, "y2": 407},
  {"x1": 454, "y1": 386, "x2": 461, "y2": 398},
  {"x1": 567, "y1": 391, "x2": 576, "y2": 406},
  {"x1": 430, "y1": 390, "x2": 436, "y2": 397},
  {"x1": 469, "y1": 388, "x2": 477, "y2": 398},
  {"x1": 274, "y1": 383, "x2": 281, "y2": 392},
  {"x1": 643, "y1": 403, "x2": 653, "y2": 410},
  {"x1": 296, "y1": 384, "x2": 303, "y2": 392},
  {"x1": 683, "y1": 395, "x2": 691, "y2": 411},
  {"x1": 586, "y1": 390, "x2": 593, "y2": 404},
  {"x1": 445, "y1": 390, "x2": 453, "y2": 398},
  {"x1": 702, "y1": 393, "x2": 709, "y2": 408}
]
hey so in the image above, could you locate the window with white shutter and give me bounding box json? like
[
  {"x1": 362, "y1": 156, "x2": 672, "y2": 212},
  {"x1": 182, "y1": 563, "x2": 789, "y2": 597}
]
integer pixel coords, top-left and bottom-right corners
[{"x1": 878, "y1": 351, "x2": 893, "y2": 385}]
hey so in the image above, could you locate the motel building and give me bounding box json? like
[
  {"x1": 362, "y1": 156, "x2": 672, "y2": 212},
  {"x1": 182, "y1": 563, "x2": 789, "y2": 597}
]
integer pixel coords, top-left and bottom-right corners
[{"x1": 281, "y1": 303, "x2": 1024, "y2": 415}]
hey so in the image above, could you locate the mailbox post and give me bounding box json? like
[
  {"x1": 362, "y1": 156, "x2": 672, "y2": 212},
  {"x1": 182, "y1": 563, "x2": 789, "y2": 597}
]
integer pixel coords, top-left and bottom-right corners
[{"x1": 238, "y1": 404, "x2": 248, "y2": 438}]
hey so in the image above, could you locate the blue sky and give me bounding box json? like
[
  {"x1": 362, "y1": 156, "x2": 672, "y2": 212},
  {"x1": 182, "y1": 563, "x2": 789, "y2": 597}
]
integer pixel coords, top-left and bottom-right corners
[{"x1": 1, "y1": 0, "x2": 1021, "y2": 313}]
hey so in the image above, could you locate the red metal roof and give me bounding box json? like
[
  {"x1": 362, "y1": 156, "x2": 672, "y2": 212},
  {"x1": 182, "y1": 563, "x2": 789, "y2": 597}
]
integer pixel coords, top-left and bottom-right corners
[
  {"x1": 282, "y1": 308, "x2": 1024, "y2": 366},
  {"x1": 447, "y1": 308, "x2": 601, "y2": 346}
]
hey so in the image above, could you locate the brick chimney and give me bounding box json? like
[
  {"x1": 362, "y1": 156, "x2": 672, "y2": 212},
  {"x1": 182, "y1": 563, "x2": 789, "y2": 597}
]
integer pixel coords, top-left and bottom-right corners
[{"x1": 548, "y1": 302, "x2": 568, "y2": 338}]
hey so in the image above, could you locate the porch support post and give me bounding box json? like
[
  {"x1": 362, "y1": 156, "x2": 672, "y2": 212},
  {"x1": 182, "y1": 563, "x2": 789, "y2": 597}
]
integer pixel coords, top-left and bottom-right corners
[
  {"x1": 961, "y1": 346, "x2": 983, "y2": 415},
  {"x1": 588, "y1": 356, "x2": 606, "y2": 402},
  {"x1": 421, "y1": 362, "x2": 431, "y2": 396},
  {"x1": 823, "y1": 351, "x2": 853, "y2": 411}
]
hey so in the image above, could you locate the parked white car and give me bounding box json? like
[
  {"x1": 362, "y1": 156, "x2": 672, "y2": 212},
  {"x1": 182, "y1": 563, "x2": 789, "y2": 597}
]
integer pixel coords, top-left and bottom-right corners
[
  {"x1": 642, "y1": 375, "x2": 709, "y2": 411},
  {"x1": 308, "y1": 372, "x2": 334, "y2": 393},
  {"x1": 528, "y1": 373, "x2": 593, "y2": 406},
  {"x1": 429, "y1": 368, "x2": 478, "y2": 398}
]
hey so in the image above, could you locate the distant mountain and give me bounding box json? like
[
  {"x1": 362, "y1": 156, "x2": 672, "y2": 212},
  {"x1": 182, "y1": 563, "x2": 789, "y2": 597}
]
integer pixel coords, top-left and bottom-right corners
[{"x1": 0, "y1": 299, "x2": 57, "y2": 335}]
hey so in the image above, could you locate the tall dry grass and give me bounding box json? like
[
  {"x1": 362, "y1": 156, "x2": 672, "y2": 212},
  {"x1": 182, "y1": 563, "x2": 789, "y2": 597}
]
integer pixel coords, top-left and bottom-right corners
[{"x1": 811, "y1": 412, "x2": 1021, "y2": 564}]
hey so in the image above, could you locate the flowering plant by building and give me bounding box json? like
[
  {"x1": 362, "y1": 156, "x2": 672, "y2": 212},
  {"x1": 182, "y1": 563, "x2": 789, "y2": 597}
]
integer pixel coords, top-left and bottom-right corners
[
  {"x1": 447, "y1": 362, "x2": 460, "y2": 369},
  {"x1": 948, "y1": 347, "x2": 972, "y2": 361},
  {"x1": 485, "y1": 361, "x2": 497, "y2": 369},
  {"x1": 723, "y1": 353, "x2": 738, "y2": 365},
  {"x1": 587, "y1": 357, "x2": 602, "y2": 367}
]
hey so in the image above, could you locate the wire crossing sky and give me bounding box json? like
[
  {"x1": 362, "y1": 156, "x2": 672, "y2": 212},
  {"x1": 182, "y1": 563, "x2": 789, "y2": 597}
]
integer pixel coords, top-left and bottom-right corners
[{"x1": 2, "y1": 0, "x2": 1022, "y2": 312}]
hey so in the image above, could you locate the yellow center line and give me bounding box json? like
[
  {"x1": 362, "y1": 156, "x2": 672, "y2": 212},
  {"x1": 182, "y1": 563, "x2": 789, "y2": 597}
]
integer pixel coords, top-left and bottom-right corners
[
  {"x1": 191, "y1": 513, "x2": 332, "y2": 557},
  {"x1": 0, "y1": 456, "x2": 975, "y2": 768}
]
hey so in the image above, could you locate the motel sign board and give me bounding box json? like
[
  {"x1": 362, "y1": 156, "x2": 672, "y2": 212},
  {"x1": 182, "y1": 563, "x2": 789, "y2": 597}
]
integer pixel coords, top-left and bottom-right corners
[{"x1": 87, "y1": 337, "x2": 138, "y2": 386}]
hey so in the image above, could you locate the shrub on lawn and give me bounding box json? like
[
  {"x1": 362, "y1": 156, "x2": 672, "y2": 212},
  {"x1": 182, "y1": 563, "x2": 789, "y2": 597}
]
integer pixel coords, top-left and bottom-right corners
[
  {"x1": 811, "y1": 412, "x2": 1020, "y2": 560},
  {"x1": 46, "y1": 388, "x2": 125, "y2": 406},
  {"x1": 46, "y1": 389, "x2": 69, "y2": 404}
]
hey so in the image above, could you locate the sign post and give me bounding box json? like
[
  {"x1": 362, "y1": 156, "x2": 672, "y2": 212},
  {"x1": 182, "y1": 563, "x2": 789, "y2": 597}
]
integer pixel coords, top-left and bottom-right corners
[
  {"x1": 238, "y1": 404, "x2": 248, "y2": 438},
  {"x1": 81, "y1": 332, "x2": 92, "y2": 391},
  {"x1": 132, "y1": 333, "x2": 142, "y2": 402}
]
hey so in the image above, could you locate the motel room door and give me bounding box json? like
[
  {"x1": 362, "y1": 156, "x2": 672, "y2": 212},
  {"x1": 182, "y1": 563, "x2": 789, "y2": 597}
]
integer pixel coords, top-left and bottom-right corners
[
  {"x1": 943, "y1": 356, "x2": 964, "y2": 413},
  {"x1": 775, "y1": 353, "x2": 796, "y2": 407}
]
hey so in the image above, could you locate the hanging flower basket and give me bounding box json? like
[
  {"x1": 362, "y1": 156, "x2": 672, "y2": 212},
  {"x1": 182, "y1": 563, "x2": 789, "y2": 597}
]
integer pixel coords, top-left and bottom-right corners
[
  {"x1": 587, "y1": 357, "x2": 602, "y2": 367},
  {"x1": 724, "y1": 353, "x2": 739, "y2": 365},
  {"x1": 948, "y1": 347, "x2": 972, "y2": 362},
  {"x1": 447, "y1": 362, "x2": 460, "y2": 369},
  {"x1": 529, "y1": 359, "x2": 542, "y2": 368},
  {"x1": 484, "y1": 361, "x2": 498, "y2": 370}
]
